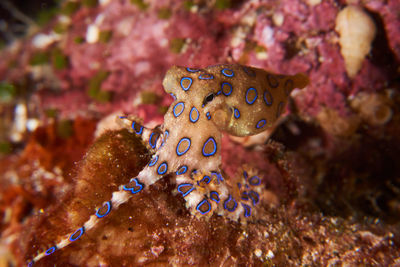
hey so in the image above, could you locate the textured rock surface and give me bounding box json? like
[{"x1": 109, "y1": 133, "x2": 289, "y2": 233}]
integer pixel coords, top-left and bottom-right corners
[{"x1": 0, "y1": 0, "x2": 399, "y2": 266}]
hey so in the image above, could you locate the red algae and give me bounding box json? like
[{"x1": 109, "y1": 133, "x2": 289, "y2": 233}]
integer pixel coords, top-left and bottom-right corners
[{"x1": 0, "y1": 0, "x2": 399, "y2": 266}]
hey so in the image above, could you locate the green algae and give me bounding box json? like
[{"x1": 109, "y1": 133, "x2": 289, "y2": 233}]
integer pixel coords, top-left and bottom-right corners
[
  {"x1": 57, "y1": 120, "x2": 74, "y2": 139},
  {"x1": 214, "y1": 0, "x2": 231, "y2": 10},
  {"x1": 74, "y1": 36, "x2": 85, "y2": 44},
  {"x1": 29, "y1": 51, "x2": 50, "y2": 66},
  {"x1": 130, "y1": 0, "x2": 149, "y2": 11},
  {"x1": 169, "y1": 38, "x2": 185, "y2": 54},
  {"x1": 158, "y1": 7, "x2": 172, "y2": 19},
  {"x1": 0, "y1": 82, "x2": 16, "y2": 103},
  {"x1": 183, "y1": 0, "x2": 195, "y2": 11},
  {"x1": 51, "y1": 48, "x2": 69, "y2": 70},
  {"x1": 82, "y1": 0, "x2": 98, "y2": 8},
  {"x1": 0, "y1": 141, "x2": 12, "y2": 155},
  {"x1": 88, "y1": 70, "x2": 112, "y2": 102},
  {"x1": 61, "y1": 1, "x2": 81, "y2": 16},
  {"x1": 99, "y1": 30, "x2": 113, "y2": 43},
  {"x1": 141, "y1": 91, "x2": 160, "y2": 105}
]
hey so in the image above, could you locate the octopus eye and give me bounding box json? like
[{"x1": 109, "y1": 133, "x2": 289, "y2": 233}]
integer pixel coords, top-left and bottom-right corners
[{"x1": 203, "y1": 93, "x2": 215, "y2": 106}]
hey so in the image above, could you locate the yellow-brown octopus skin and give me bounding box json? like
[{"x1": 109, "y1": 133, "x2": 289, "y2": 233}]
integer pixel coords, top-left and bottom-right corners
[{"x1": 28, "y1": 64, "x2": 308, "y2": 266}]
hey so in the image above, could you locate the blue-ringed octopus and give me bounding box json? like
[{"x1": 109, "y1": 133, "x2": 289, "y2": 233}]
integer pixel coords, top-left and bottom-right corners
[{"x1": 29, "y1": 64, "x2": 308, "y2": 265}]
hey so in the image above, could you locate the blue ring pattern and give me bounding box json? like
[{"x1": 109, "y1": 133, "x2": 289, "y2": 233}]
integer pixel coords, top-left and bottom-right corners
[
  {"x1": 206, "y1": 112, "x2": 211, "y2": 120},
  {"x1": 149, "y1": 132, "x2": 159, "y2": 149},
  {"x1": 96, "y1": 201, "x2": 112, "y2": 218},
  {"x1": 180, "y1": 77, "x2": 193, "y2": 91},
  {"x1": 173, "y1": 102, "x2": 185, "y2": 118},
  {"x1": 210, "y1": 191, "x2": 220, "y2": 203},
  {"x1": 176, "y1": 165, "x2": 188, "y2": 175},
  {"x1": 221, "y1": 82, "x2": 233, "y2": 96},
  {"x1": 234, "y1": 108, "x2": 240, "y2": 119},
  {"x1": 256, "y1": 119, "x2": 266, "y2": 129},
  {"x1": 122, "y1": 178, "x2": 144, "y2": 194},
  {"x1": 176, "y1": 137, "x2": 191, "y2": 156},
  {"x1": 170, "y1": 93, "x2": 177, "y2": 100},
  {"x1": 249, "y1": 176, "x2": 261, "y2": 186},
  {"x1": 242, "y1": 203, "x2": 251, "y2": 217},
  {"x1": 245, "y1": 87, "x2": 258, "y2": 105},
  {"x1": 131, "y1": 121, "x2": 143, "y2": 135},
  {"x1": 69, "y1": 227, "x2": 85, "y2": 242},
  {"x1": 263, "y1": 90, "x2": 273, "y2": 106},
  {"x1": 221, "y1": 68, "x2": 234, "y2": 77},
  {"x1": 224, "y1": 195, "x2": 238, "y2": 212},
  {"x1": 267, "y1": 74, "x2": 279, "y2": 88},
  {"x1": 202, "y1": 137, "x2": 217, "y2": 157},
  {"x1": 277, "y1": 101, "x2": 284, "y2": 118},
  {"x1": 157, "y1": 162, "x2": 168, "y2": 175},
  {"x1": 189, "y1": 107, "x2": 199, "y2": 123},
  {"x1": 45, "y1": 246, "x2": 56, "y2": 255},
  {"x1": 196, "y1": 199, "x2": 211, "y2": 214},
  {"x1": 199, "y1": 73, "x2": 214, "y2": 80},
  {"x1": 148, "y1": 155, "x2": 158, "y2": 167},
  {"x1": 177, "y1": 183, "x2": 194, "y2": 197},
  {"x1": 186, "y1": 67, "x2": 200, "y2": 72},
  {"x1": 200, "y1": 175, "x2": 211, "y2": 184},
  {"x1": 249, "y1": 190, "x2": 260, "y2": 205},
  {"x1": 242, "y1": 66, "x2": 256, "y2": 77}
]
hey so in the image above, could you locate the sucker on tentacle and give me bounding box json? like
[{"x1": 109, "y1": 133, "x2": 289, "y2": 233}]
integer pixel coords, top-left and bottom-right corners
[{"x1": 28, "y1": 64, "x2": 308, "y2": 266}]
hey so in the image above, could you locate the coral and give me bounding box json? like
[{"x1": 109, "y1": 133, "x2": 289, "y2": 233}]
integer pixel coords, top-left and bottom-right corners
[{"x1": 0, "y1": 0, "x2": 399, "y2": 265}]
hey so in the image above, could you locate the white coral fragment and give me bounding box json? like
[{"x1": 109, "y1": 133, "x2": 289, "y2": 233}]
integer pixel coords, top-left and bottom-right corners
[{"x1": 335, "y1": 5, "x2": 376, "y2": 78}]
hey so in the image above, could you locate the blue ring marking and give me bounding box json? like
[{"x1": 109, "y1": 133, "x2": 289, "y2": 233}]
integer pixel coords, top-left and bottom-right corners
[
  {"x1": 202, "y1": 137, "x2": 217, "y2": 157},
  {"x1": 149, "y1": 132, "x2": 159, "y2": 149},
  {"x1": 210, "y1": 191, "x2": 220, "y2": 203},
  {"x1": 234, "y1": 108, "x2": 240, "y2": 119},
  {"x1": 131, "y1": 121, "x2": 143, "y2": 135},
  {"x1": 148, "y1": 155, "x2": 158, "y2": 167},
  {"x1": 241, "y1": 192, "x2": 249, "y2": 201},
  {"x1": 243, "y1": 171, "x2": 248, "y2": 179},
  {"x1": 69, "y1": 226, "x2": 85, "y2": 242},
  {"x1": 242, "y1": 203, "x2": 252, "y2": 217},
  {"x1": 224, "y1": 195, "x2": 238, "y2": 212},
  {"x1": 196, "y1": 199, "x2": 211, "y2": 214},
  {"x1": 245, "y1": 87, "x2": 258, "y2": 105},
  {"x1": 157, "y1": 162, "x2": 168, "y2": 175},
  {"x1": 249, "y1": 190, "x2": 260, "y2": 205},
  {"x1": 237, "y1": 182, "x2": 242, "y2": 190},
  {"x1": 170, "y1": 93, "x2": 177, "y2": 100},
  {"x1": 277, "y1": 101, "x2": 284, "y2": 118},
  {"x1": 216, "y1": 90, "x2": 222, "y2": 96},
  {"x1": 176, "y1": 137, "x2": 191, "y2": 156},
  {"x1": 189, "y1": 107, "x2": 199, "y2": 123},
  {"x1": 173, "y1": 102, "x2": 185, "y2": 117},
  {"x1": 200, "y1": 175, "x2": 211, "y2": 184},
  {"x1": 267, "y1": 74, "x2": 279, "y2": 88},
  {"x1": 176, "y1": 165, "x2": 188, "y2": 175},
  {"x1": 249, "y1": 176, "x2": 261, "y2": 186},
  {"x1": 45, "y1": 246, "x2": 57, "y2": 255},
  {"x1": 180, "y1": 77, "x2": 193, "y2": 91},
  {"x1": 263, "y1": 90, "x2": 273, "y2": 106},
  {"x1": 160, "y1": 130, "x2": 169, "y2": 148},
  {"x1": 177, "y1": 183, "x2": 194, "y2": 197},
  {"x1": 256, "y1": 119, "x2": 266, "y2": 129},
  {"x1": 28, "y1": 261, "x2": 34, "y2": 267},
  {"x1": 187, "y1": 67, "x2": 200, "y2": 72},
  {"x1": 242, "y1": 66, "x2": 256, "y2": 77},
  {"x1": 199, "y1": 73, "x2": 214, "y2": 80},
  {"x1": 119, "y1": 116, "x2": 127, "y2": 119},
  {"x1": 221, "y1": 68, "x2": 234, "y2": 77},
  {"x1": 211, "y1": 171, "x2": 224, "y2": 182},
  {"x1": 96, "y1": 201, "x2": 112, "y2": 218},
  {"x1": 221, "y1": 82, "x2": 233, "y2": 96},
  {"x1": 123, "y1": 178, "x2": 144, "y2": 194},
  {"x1": 206, "y1": 112, "x2": 211, "y2": 120},
  {"x1": 284, "y1": 79, "x2": 294, "y2": 96}
]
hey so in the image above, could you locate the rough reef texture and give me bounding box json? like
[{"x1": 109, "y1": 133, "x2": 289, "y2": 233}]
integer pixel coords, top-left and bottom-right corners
[{"x1": 0, "y1": 0, "x2": 399, "y2": 266}]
